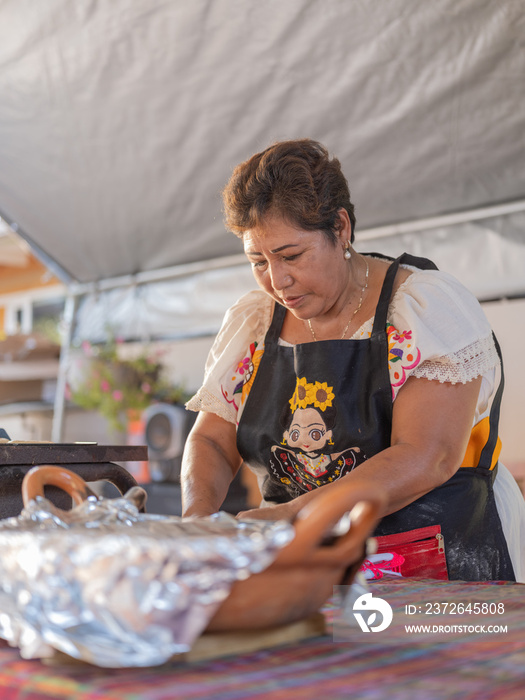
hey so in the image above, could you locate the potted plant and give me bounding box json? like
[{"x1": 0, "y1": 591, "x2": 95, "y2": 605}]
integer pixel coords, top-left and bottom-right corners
[{"x1": 69, "y1": 339, "x2": 187, "y2": 432}]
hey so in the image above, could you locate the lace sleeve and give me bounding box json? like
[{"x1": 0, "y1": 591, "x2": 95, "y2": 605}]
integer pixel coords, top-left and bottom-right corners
[{"x1": 412, "y1": 335, "x2": 499, "y2": 384}]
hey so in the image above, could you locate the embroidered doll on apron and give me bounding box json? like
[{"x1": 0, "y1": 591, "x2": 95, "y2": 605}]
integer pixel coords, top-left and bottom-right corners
[{"x1": 269, "y1": 379, "x2": 364, "y2": 494}]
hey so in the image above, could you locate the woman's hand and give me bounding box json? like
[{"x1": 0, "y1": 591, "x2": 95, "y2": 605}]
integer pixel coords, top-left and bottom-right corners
[{"x1": 236, "y1": 502, "x2": 298, "y2": 522}]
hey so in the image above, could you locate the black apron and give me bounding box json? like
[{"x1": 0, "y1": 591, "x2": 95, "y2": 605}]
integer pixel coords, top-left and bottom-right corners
[{"x1": 236, "y1": 253, "x2": 515, "y2": 581}]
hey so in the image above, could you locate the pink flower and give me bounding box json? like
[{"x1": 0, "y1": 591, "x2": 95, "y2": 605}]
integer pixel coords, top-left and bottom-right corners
[
  {"x1": 81, "y1": 340, "x2": 92, "y2": 356},
  {"x1": 236, "y1": 357, "x2": 250, "y2": 375},
  {"x1": 112, "y1": 390, "x2": 123, "y2": 401},
  {"x1": 392, "y1": 330, "x2": 413, "y2": 342},
  {"x1": 101, "y1": 380, "x2": 110, "y2": 392},
  {"x1": 141, "y1": 382, "x2": 151, "y2": 394}
]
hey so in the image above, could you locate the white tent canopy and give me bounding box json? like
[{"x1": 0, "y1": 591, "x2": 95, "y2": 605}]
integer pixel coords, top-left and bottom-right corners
[{"x1": 0, "y1": 0, "x2": 524, "y2": 342}]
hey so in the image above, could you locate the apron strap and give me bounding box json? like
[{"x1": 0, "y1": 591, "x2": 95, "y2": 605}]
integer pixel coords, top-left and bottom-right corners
[
  {"x1": 268, "y1": 252, "x2": 440, "y2": 341},
  {"x1": 371, "y1": 253, "x2": 437, "y2": 335},
  {"x1": 369, "y1": 251, "x2": 502, "y2": 473},
  {"x1": 478, "y1": 332, "x2": 505, "y2": 473},
  {"x1": 265, "y1": 301, "x2": 286, "y2": 344}
]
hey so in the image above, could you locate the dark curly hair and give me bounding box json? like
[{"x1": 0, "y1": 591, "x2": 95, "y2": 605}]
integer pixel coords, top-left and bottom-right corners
[{"x1": 222, "y1": 139, "x2": 356, "y2": 243}]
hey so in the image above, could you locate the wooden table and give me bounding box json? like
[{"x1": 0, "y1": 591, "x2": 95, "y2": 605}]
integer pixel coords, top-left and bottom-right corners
[{"x1": 0, "y1": 443, "x2": 147, "y2": 517}]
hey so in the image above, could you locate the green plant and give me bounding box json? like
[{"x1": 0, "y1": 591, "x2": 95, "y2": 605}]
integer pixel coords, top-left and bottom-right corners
[{"x1": 70, "y1": 339, "x2": 188, "y2": 431}]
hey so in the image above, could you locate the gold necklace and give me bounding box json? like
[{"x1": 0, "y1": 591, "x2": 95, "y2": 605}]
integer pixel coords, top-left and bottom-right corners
[{"x1": 307, "y1": 258, "x2": 369, "y2": 341}]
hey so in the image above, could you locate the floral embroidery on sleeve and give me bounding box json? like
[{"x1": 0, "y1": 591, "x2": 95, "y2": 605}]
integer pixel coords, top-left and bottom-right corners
[
  {"x1": 220, "y1": 341, "x2": 264, "y2": 418},
  {"x1": 386, "y1": 324, "x2": 422, "y2": 397},
  {"x1": 240, "y1": 343, "x2": 264, "y2": 405}
]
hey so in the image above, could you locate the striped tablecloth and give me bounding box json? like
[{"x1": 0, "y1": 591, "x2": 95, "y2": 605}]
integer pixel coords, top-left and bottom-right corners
[{"x1": 0, "y1": 577, "x2": 524, "y2": 700}]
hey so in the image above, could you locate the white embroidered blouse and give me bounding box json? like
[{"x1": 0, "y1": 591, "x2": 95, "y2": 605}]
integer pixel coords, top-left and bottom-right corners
[{"x1": 187, "y1": 266, "x2": 500, "y2": 428}]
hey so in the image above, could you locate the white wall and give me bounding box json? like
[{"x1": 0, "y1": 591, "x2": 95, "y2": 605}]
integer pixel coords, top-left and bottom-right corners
[
  {"x1": 151, "y1": 337, "x2": 215, "y2": 394},
  {"x1": 482, "y1": 298, "x2": 525, "y2": 489}
]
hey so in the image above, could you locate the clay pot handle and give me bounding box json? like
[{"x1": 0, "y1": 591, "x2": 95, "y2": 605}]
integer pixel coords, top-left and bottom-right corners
[
  {"x1": 274, "y1": 478, "x2": 385, "y2": 567},
  {"x1": 22, "y1": 465, "x2": 97, "y2": 509}
]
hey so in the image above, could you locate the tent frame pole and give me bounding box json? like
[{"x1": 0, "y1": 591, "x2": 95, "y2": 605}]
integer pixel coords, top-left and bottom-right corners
[
  {"x1": 357, "y1": 198, "x2": 525, "y2": 242},
  {"x1": 51, "y1": 293, "x2": 79, "y2": 443}
]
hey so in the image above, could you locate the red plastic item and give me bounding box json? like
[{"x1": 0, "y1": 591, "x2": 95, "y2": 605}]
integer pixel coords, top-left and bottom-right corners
[{"x1": 374, "y1": 525, "x2": 449, "y2": 580}]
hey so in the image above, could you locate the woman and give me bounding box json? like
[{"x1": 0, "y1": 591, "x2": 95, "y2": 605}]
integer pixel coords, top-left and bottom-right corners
[{"x1": 182, "y1": 139, "x2": 525, "y2": 581}]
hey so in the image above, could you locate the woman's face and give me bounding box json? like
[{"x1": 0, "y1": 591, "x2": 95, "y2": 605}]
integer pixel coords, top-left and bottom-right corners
[{"x1": 243, "y1": 215, "x2": 350, "y2": 322}]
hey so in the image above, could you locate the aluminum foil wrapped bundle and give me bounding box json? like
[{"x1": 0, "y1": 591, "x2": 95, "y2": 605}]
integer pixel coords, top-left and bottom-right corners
[{"x1": 0, "y1": 491, "x2": 295, "y2": 667}]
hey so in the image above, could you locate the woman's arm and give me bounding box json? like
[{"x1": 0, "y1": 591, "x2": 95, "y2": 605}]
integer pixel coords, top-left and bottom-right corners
[
  {"x1": 366, "y1": 374, "x2": 482, "y2": 514},
  {"x1": 238, "y1": 375, "x2": 482, "y2": 521},
  {"x1": 181, "y1": 411, "x2": 243, "y2": 517}
]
